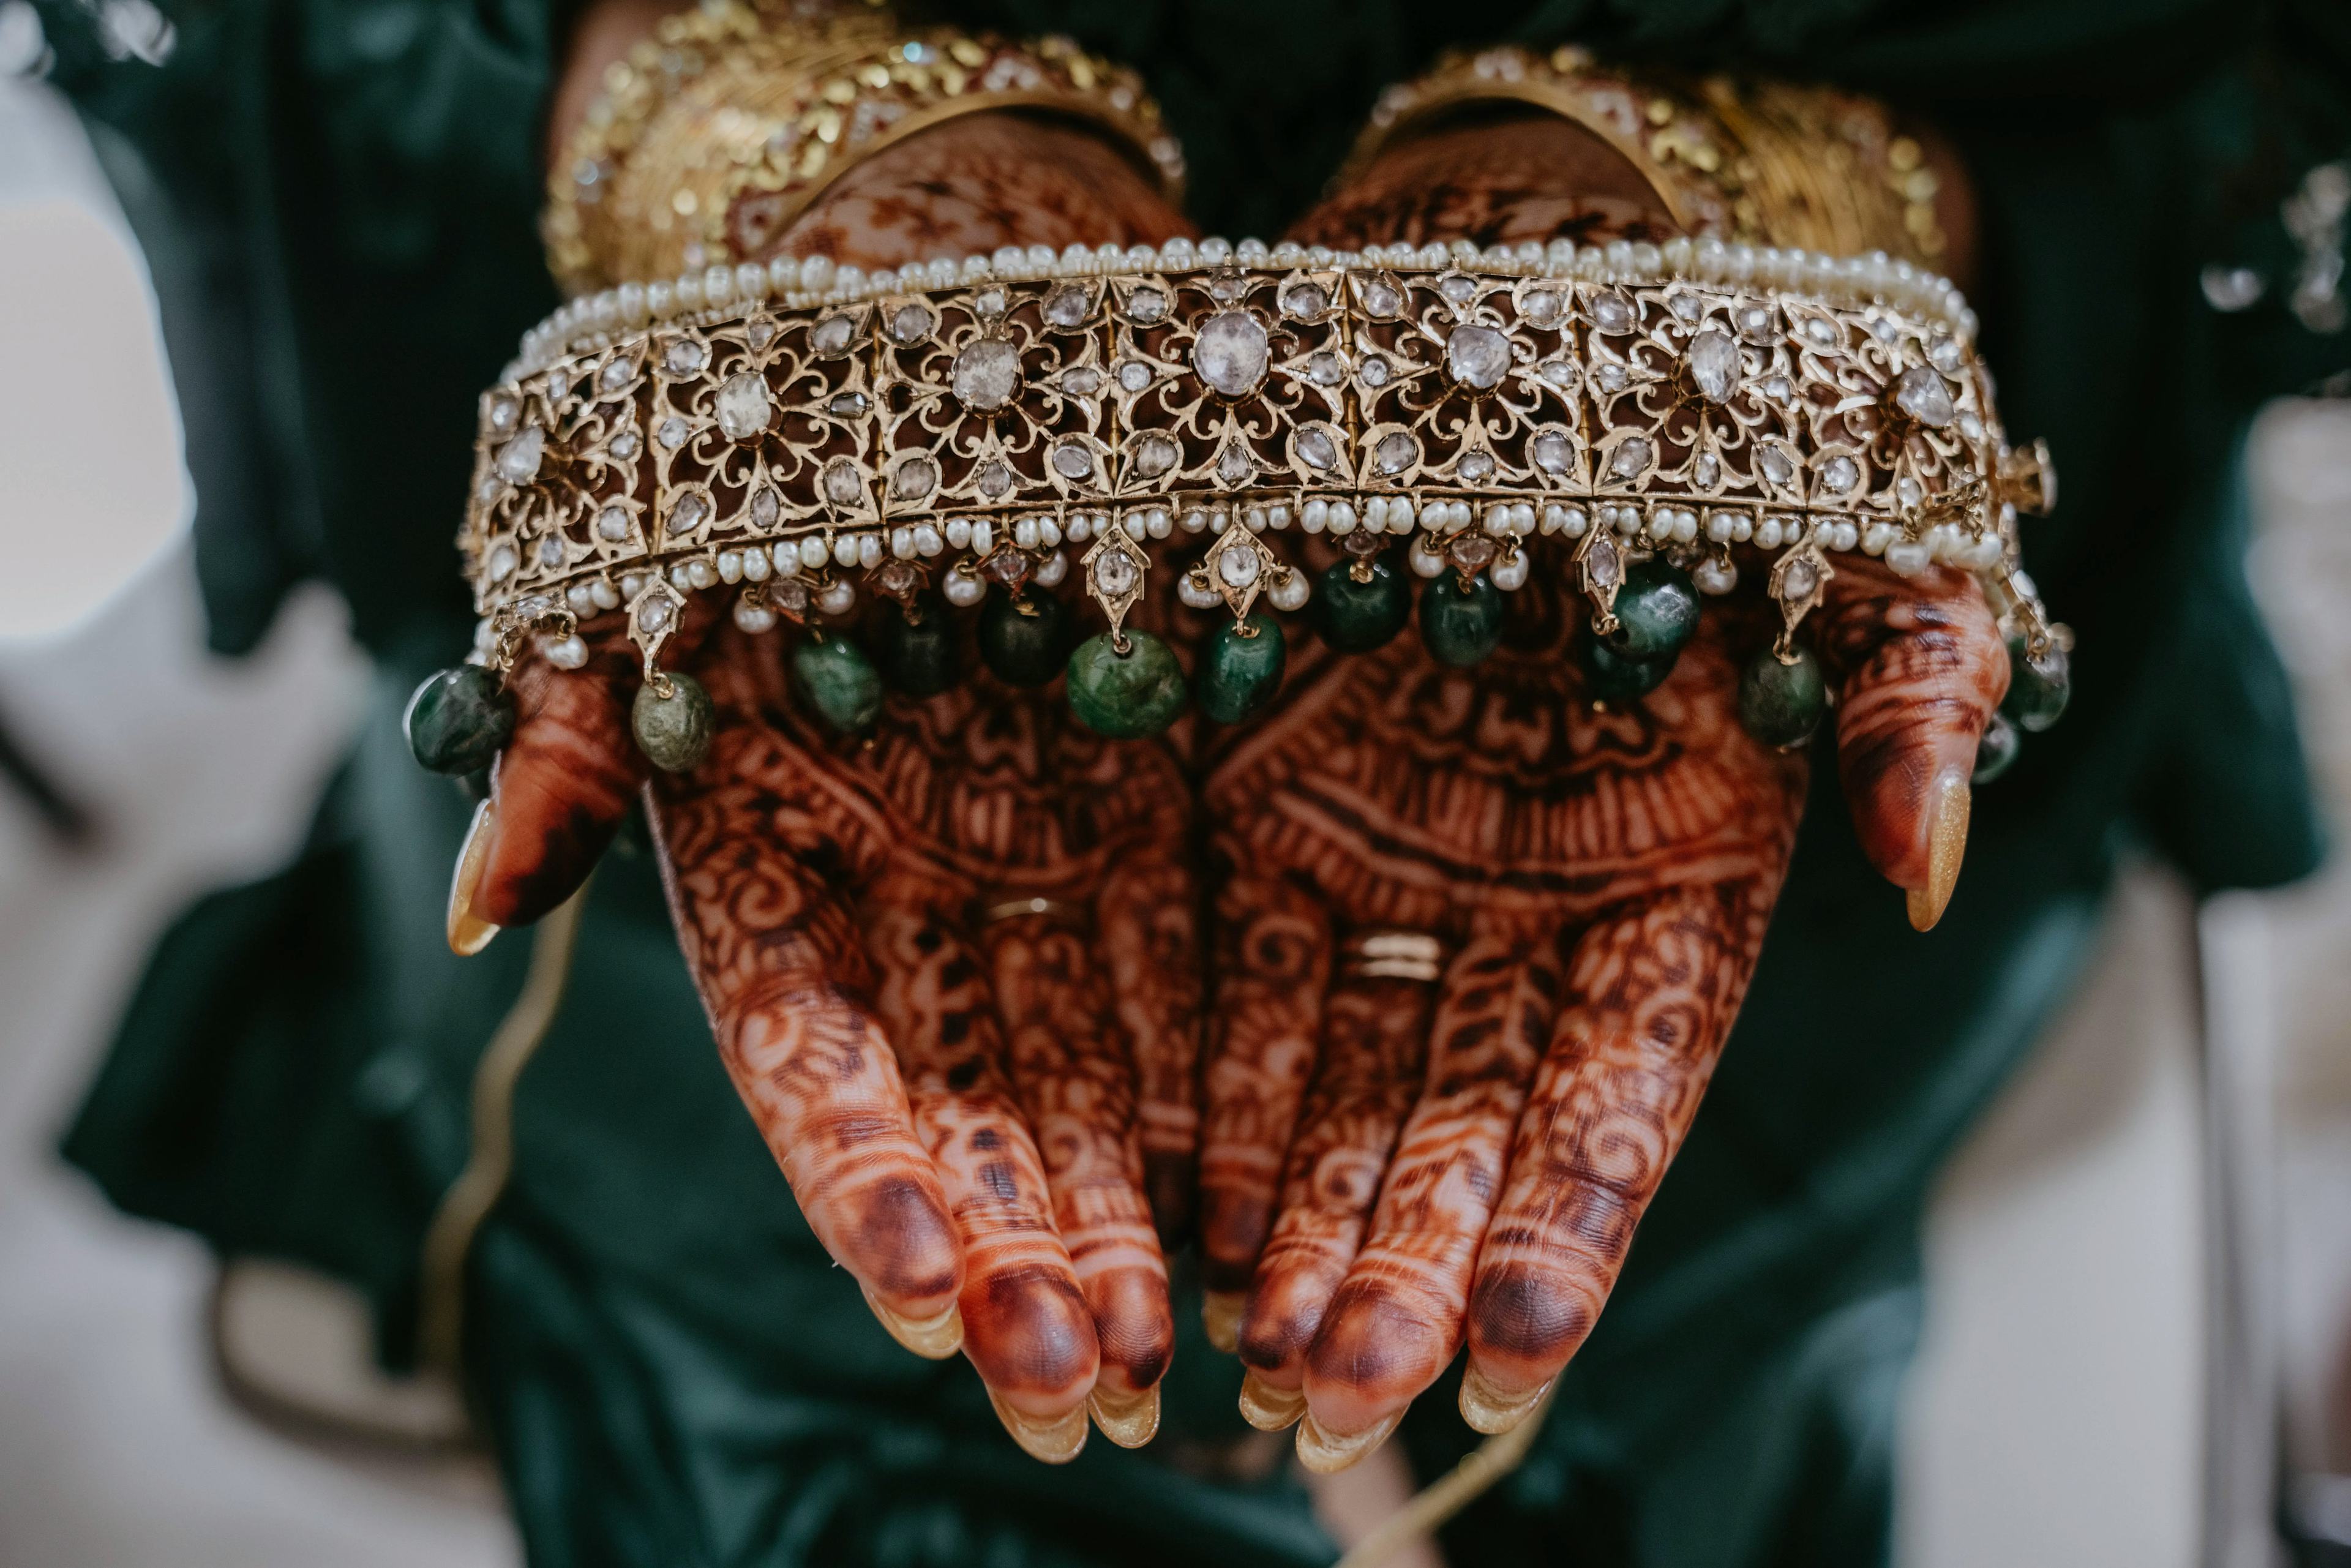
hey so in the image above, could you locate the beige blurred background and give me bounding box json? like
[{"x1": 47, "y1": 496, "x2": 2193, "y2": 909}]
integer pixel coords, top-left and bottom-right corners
[{"x1": 2, "y1": 42, "x2": 2347, "y2": 1568}]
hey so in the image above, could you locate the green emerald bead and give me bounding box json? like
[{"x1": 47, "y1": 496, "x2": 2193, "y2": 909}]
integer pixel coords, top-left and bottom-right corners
[
  {"x1": 1198, "y1": 613, "x2": 1286, "y2": 724},
  {"x1": 1314, "y1": 557, "x2": 1411, "y2": 653},
  {"x1": 1067, "y1": 630, "x2": 1188, "y2": 739},
  {"x1": 1605, "y1": 558, "x2": 1701, "y2": 661},
  {"x1": 793, "y1": 631, "x2": 885, "y2": 733},
  {"x1": 1973, "y1": 711, "x2": 2022, "y2": 784},
  {"x1": 980, "y1": 586, "x2": 1071, "y2": 687},
  {"x1": 1737, "y1": 646, "x2": 1828, "y2": 749},
  {"x1": 2001, "y1": 636, "x2": 2070, "y2": 732},
  {"x1": 404, "y1": 664, "x2": 514, "y2": 775},
  {"x1": 874, "y1": 592, "x2": 959, "y2": 697},
  {"x1": 1420, "y1": 572, "x2": 1505, "y2": 667},
  {"x1": 632, "y1": 670, "x2": 716, "y2": 772},
  {"x1": 1580, "y1": 629, "x2": 1675, "y2": 703}
]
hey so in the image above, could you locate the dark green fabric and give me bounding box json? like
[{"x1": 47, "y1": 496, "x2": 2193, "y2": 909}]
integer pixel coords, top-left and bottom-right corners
[{"x1": 37, "y1": 1, "x2": 2349, "y2": 1564}]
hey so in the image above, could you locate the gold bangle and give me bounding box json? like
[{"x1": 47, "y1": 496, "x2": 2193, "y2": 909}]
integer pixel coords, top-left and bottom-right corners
[
  {"x1": 1343, "y1": 47, "x2": 1943, "y2": 265},
  {"x1": 546, "y1": 7, "x2": 1183, "y2": 298}
]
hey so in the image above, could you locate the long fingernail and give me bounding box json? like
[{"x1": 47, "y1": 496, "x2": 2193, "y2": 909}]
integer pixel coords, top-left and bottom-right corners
[
  {"x1": 1459, "y1": 1363, "x2": 1549, "y2": 1436},
  {"x1": 1238, "y1": 1371, "x2": 1305, "y2": 1431},
  {"x1": 1906, "y1": 771, "x2": 1971, "y2": 932},
  {"x1": 862, "y1": 1287, "x2": 963, "y2": 1360},
  {"x1": 1295, "y1": 1408, "x2": 1402, "y2": 1474},
  {"x1": 446, "y1": 799, "x2": 500, "y2": 956},
  {"x1": 1202, "y1": 1291, "x2": 1245, "y2": 1354},
  {"x1": 1089, "y1": 1384, "x2": 1161, "y2": 1448},
  {"x1": 989, "y1": 1390, "x2": 1089, "y2": 1464}
]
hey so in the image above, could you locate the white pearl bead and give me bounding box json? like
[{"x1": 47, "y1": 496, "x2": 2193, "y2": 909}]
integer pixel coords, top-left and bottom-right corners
[
  {"x1": 1267, "y1": 568, "x2": 1310, "y2": 612},
  {"x1": 943, "y1": 568, "x2": 984, "y2": 607},
  {"x1": 1300, "y1": 498, "x2": 1327, "y2": 533},
  {"x1": 732, "y1": 598, "x2": 778, "y2": 634},
  {"x1": 1179, "y1": 572, "x2": 1221, "y2": 609},
  {"x1": 800, "y1": 537, "x2": 830, "y2": 569},
  {"x1": 1490, "y1": 549, "x2": 1530, "y2": 591},
  {"x1": 1038, "y1": 517, "x2": 1062, "y2": 548},
  {"x1": 1693, "y1": 557, "x2": 1738, "y2": 595},
  {"x1": 818, "y1": 578, "x2": 857, "y2": 615},
  {"x1": 1146, "y1": 508, "x2": 1172, "y2": 539},
  {"x1": 913, "y1": 523, "x2": 942, "y2": 557},
  {"x1": 591, "y1": 579, "x2": 621, "y2": 610},
  {"x1": 1485, "y1": 502, "x2": 1512, "y2": 537},
  {"x1": 890, "y1": 527, "x2": 915, "y2": 560},
  {"x1": 667, "y1": 563, "x2": 692, "y2": 590},
  {"x1": 566, "y1": 583, "x2": 597, "y2": 613},
  {"x1": 1884, "y1": 539, "x2": 1931, "y2": 577},
  {"x1": 1033, "y1": 550, "x2": 1067, "y2": 587},
  {"x1": 1267, "y1": 504, "x2": 1292, "y2": 531},
  {"x1": 767, "y1": 257, "x2": 800, "y2": 292},
  {"x1": 1013, "y1": 517, "x2": 1040, "y2": 550},
  {"x1": 1066, "y1": 515, "x2": 1091, "y2": 542},
  {"x1": 1364, "y1": 497, "x2": 1389, "y2": 531},
  {"x1": 944, "y1": 517, "x2": 972, "y2": 549},
  {"x1": 773, "y1": 542, "x2": 801, "y2": 576},
  {"x1": 541, "y1": 634, "x2": 589, "y2": 669},
  {"x1": 1328, "y1": 501, "x2": 1357, "y2": 535},
  {"x1": 971, "y1": 519, "x2": 994, "y2": 553},
  {"x1": 676, "y1": 274, "x2": 704, "y2": 312},
  {"x1": 741, "y1": 549, "x2": 770, "y2": 583},
  {"x1": 717, "y1": 550, "x2": 743, "y2": 583},
  {"x1": 1243, "y1": 507, "x2": 1267, "y2": 533},
  {"x1": 830, "y1": 534, "x2": 858, "y2": 568},
  {"x1": 702, "y1": 266, "x2": 732, "y2": 303},
  {"x1": 1409, "y1": 535, "x2": 1447, "y2": 578},
  {"x1": 1756, "y1": 517, "x2": 1784, "y2": 549}
]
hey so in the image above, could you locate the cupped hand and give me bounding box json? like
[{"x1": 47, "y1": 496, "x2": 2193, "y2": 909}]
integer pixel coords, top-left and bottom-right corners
[
  {"x1": 1190, "y1": 116, "x2": 2011, "y2": 1469},
  {"x1": 457, "y1": 102, "x2": 1202, "y2": 1459}
]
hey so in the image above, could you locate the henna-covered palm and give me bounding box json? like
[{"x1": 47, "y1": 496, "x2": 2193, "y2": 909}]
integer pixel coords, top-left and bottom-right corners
[
  {"x1": 1194, "y1": 118, "x2": 2011, "y2": 1469},
  {"x1": 457, "y1": 108, "x2": 1202, "y2": 1458}
]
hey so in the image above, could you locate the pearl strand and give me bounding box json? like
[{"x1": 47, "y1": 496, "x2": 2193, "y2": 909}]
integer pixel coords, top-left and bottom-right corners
[{"x1": 508, "y1": 234, "x2": 1975, "y2": 380}]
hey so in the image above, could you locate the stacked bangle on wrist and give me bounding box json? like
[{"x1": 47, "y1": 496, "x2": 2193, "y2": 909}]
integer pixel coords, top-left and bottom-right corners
[{"x1": 544, "y1": 0, "x2": 1183, "y2": 299}]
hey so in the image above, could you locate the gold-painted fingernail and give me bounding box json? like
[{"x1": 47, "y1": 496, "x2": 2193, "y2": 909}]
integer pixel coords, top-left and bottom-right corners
[
  {"x1": 989, "y1": 1390, "x2": 1089, "y2": 1464},
  {"x1": 1238, "y1": 1371, "x2": 1305, "y2": 1431},
  {"x1": 1202, "y1": 1291, "x2": 1245, "y2": 1354},
  {"x1": 1089, "y1": 1383, "x2": 1161, "y2": 1448},
  {"x1": 1906, "y1": 771, "x2": 1971, "y2": 932},
  {"x1": 1459, "y1": 1363, "x2": 1549, "y2": 1436},
  {"x1": 1295, "y1": 1408, "x2": 1402, "y2": 1474},
  {"x1": 862, "y1": 1286, "x2": 963, "y2": 1359},
  {"x1": 446, "y1": 798, "x2": 501, "y2": 956}
]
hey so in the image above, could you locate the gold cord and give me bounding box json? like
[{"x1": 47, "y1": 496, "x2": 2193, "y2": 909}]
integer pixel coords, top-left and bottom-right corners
[
  {"x1": 417, "y1": 883, "x2": 590, "y2": 1374},
  {"x1": 1335, "y1": 1387, "x2": 1561, "y2": 1568}
]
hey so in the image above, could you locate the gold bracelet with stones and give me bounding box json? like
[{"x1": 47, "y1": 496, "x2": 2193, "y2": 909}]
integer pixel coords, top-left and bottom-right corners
[
  {"x1": 544, "y1": 1, "x2": 1183, "y2": 298},
  {"x1": 1344, "y1": 46, "x2": 1944, "y2": 266},
  {"x1": 402, "y1": 231, "x2": 2068, "y2": 776}
]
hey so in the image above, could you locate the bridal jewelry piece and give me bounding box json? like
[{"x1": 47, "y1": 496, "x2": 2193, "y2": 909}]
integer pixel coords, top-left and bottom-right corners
[{"x1": 405, "y1": 231, "x2": 2068, "y2": 774}]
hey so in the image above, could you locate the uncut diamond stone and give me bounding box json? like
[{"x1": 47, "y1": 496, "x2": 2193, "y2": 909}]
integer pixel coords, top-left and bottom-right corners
[
  {"x1": 1532, "y1": 431, "x2": 1573, "y2": 474},
  {"x1": 1736, "y1": 302, "x2": 1775, "y2": 340},
  {"x1": 1821, "y1": 454, "x2": 1861, "y2": 493},
  {"x1": 1218, "y1": 546, "x2": 1260, "y2": 588},
  {"x1": 1044, "y1": 284, "x2": 1092, "y2": 328},
  {"x1": 599, "y1": 359, "x2": 631, "y2": 390},
  {"x1": 1804, "y1": 318, "x2": 1837, "y2": 348},
  {"x1": 597, "y1": 504, "x2": 632, "y2": 541},
  {"x1": 972, "y1": 286, "x2": 1008, "y2": 318},
  {"x1": 1929, "y1": 336, "x2": 1964, "y2": 374},
  {"x1": 1671, "y1": 293, "x2": 1703, "y2": 321},
  {"x1": 828, "y1": 391, "x2": 871, "y2": 418},
  {"x1": 1521, "y1": 289, "x2": 1564, "y2": 326},
  {"x1": 953, "y1": 338, "x2": 1022, "y2": 410},
  {"x1": 1295, "y1": 427, "x2": 1338, "y2": 470},
  {"x1": 538, "y1": 535, "x2": 564, "y2": 567},
  {"x1": 656, "y1": 417, "x2": 688, "y2": 449},
  {"x1": 976, "y1": 461, "x2": 1014, "y2": 499},
  {"x1": 1125, "y1": 287, "x2": 1168, "y2": 323},
  {"x1": 1892, "y1": 366, "x2": 1957, "y2": 427},
  {"x1": 888, "y1": 302, "x2": 934, "y2": 343},
  {"x1": 488, "y1": 395, "x2": 519, "y2": 433},
  {"x1": 1759, "y1": 444, "x2": 1798, "y2": 485},
  {"x1": 1460, "y1": 451, "x2": 1496, "y2": 482},
  {"x1": 771, "y1": 578, "x2": 810, "y2": 612},
  {"x1": 1695, "y1": 452, "x2": 1721, "y2": 487},
  {"x1": 1092, "y1": 548, "x2": 1138, "y2": 598},
  {"x1": 1608, "y1": 436, "x2": 1653, "y2": 479},
  {"x1": 672, "y1": 492, "x2": 707, "y2": 529},
  {"x1": 1586, "y1": 533, "x2": 1621, "y2": 587},
  {"x1": 1595, "y1": 364, "x2": 1628, "y2": 393},
  {"x1": 1116, "y1": 360, "x2": 1153, "y2": 392},
  {"x1": 1060, "y1": 366, "x2": 1103, "y2": 397},
  {"x1": 609, "y1": 430, "x2": 641, "y2": 460},
  {"x1": 823, "y1": 462, "x2": 866, "y2": 505},
  {"x1": 495, "y1": 425, "x2": 544, "y2": 484},
  {"x1": 1540, "y1": 359, "x2": 1578, "y2": 389},
  {"x1": 983, "y1": 550, "x2": 1029, "y2": 584},
  {"x1": 1591, "y1": 292, "x2": 1635, "y2": 334},
  {"x1": 1308, "y1": 351, "x2": 1343, "y2": 386},
  {"x1": 1438, "y1": 274, "x2": 1477, "y2": 304},
  {"x1": 1360, "y1": 357, "x2": 1392, "y2": 388},
  {"x1": 714, "y1": 372, "x2": 773, "y2": 441},
  {"x1": 1192, "y1": 310, "x2": 1271, "y2": 398},
  {"x1": 1446, "y1": 323, "x2": 1510, "y2": 390},
  {"x1": 746, "y1": 321, "x2": 776, "y2": 350},
  {"x1": 1451, "y1": 535, "x2": 1498, "y2": 569},
  {"x1": 664, "y1": 339, "x2": 707, "y2": 375},
  {"x1": 1360, "y1": 278, "x2": 1403, "y2": 317},
  {"x1": 750, "y1": 488, "x2": 779, "y2": 526},
  {"x1": 877, "y1": 560, "x2": 918, "y2": 596},
  {"x1": 811, "y1": 313, "x2": 857, "y2": 354},
  {"x1": 1216, "y1": 444, "x2": 1254, "y2": 486},
  {"x1": 1687, "y1": 329, "x2": 1739, "y2": 403},
  {"x1": 894, "y1": 456, "x2": 938, "y2": 500},
  {"x1": 1133, "y1": 434, "x2": 1179, "y2": 478},
  {"x1": 636, "y1": 596, "x2": 673, "y2": 632},
  {"x1": 1376, "y1": 432, "x2": 1418, "y2": 475},
  {"x1": 1781, "y1": 558, "x2": 1820, "y2": 600},
  {"x1": 1280, "y1": 282, "x2": 1328, "y2": 320},
  {"x1": 488, "y1": 542, "x2": 517, "y2": 580},
  {"x1": 1052, "y1": 441, "x2": 1095, "y2": 480}
]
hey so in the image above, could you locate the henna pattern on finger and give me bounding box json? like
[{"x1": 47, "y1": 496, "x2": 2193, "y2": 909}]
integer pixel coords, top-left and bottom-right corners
[
  {"x1": 865, "y1": 895, "x2": 1098, "y2": 1413},
  {"x1": 1236, "y1": 977, "x2": 1431, "y2": 1390},
  {"x1": 1094, "y1": 844, "x2": 1206, "y2": 1240},
  {"x1": 1463, "y1": 880, "x2": 1775, "y2": 1401}
]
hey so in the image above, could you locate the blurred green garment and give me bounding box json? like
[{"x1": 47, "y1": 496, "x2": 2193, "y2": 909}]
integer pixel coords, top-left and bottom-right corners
[{"x1": 35, "y1": 1, "x2": 2349, "y2": 1564}]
